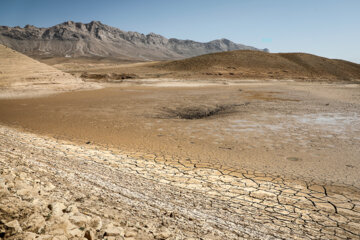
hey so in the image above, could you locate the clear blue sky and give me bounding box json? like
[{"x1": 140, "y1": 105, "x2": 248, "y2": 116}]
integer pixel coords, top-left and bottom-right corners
[{"x1": 1, "y1": 0, "x2": 359, "y2": 63}]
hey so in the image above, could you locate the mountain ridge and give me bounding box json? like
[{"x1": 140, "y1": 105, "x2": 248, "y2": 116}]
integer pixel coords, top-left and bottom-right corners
[{"x1": 0, "y1": 20, "x2": 268, "y2": 61}]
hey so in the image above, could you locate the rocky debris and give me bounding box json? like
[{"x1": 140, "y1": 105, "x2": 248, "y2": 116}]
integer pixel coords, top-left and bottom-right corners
[
  {"x1": 0, "y1": 21, "x2": 267, "y2": 60},
  {"x1": 0, "y1": 124, "x2": 360, "y2": 239},
  {"x1": 0, "y1": 159, "x2": 148, "y2": 239}
]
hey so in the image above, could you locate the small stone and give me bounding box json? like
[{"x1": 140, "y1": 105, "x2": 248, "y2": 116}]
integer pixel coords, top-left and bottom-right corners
[
  {"x1": 155, "y1": 228, "x2": 172, "y2": 239},
  {"x1": 0, "y1": 187, "x2": 9, "y2": 196},
  {"x1": 103, "y1": 223, "x2": 124, "y2": 237},
  {"x1": 47, "y1": 218, "x2": 76, "y2": 236},
  {"x1": 22, "y1": 232, "x2": 39, "y2": 240},
  {"x1": 16, "y1": 188, "x2": 33, "y2": 197},
  {"x1": 25, "y1": 213, "x2": 46, "y2": 233},
  {"x1": 89, "y1": 216, "x2": 102, "y2": 231},
  {"x1": 44, "y1": 183, "x2": 56, "y2": 191},
  {"x1": 84, "y1": 230, "x2": 95, "y2": 240},
  {"x1": 51, "y1": 202, "x2": 67, "y2": 216},
  {"x1": 124, "y1": 230, "x2": 137, "y2": 237},
  {"x1": 5, "y1": 220, "x2": 22, "y2": 234},
  {"x1": 65, "y1": 204, "x2": 79, "y2": 214},
  {"x1": 68, "y1": 227, "x2": 84, "y2": 238},
  {"x1": 19, "y1": 172, "x2": 27, "y2": 180},
  {"x1": 69, "y1": 213, "x2": 91, "y2": 228}
]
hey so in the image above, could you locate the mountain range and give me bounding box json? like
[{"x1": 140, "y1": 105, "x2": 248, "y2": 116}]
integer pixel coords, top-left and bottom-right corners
[{"x1": 0, "y1": 21, "x2": 268, "y2": 61}]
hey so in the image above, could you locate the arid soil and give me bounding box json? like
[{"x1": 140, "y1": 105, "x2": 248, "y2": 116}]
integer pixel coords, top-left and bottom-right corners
[{"x1": 1, "y1": 124, "x2": 360, "y2": 239}]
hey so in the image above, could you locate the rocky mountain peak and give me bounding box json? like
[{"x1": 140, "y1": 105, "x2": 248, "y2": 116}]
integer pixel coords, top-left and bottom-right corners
[{"x1": 0, "y1": 21, "x2": 268, "y2": 60}]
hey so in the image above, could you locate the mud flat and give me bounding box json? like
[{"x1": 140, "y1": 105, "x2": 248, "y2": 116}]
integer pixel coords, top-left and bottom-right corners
[{"x1": 1, "y1": 124, "x2": 360, "y2": 239}]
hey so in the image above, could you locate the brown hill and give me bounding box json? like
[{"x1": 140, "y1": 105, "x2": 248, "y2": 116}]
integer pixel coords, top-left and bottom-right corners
[
  {"x1": 153, "y1": 50, "x2": 360, "y2": 81},
  {"x1": 0, "y1": 44, "x2": 96, "y2": 98}
]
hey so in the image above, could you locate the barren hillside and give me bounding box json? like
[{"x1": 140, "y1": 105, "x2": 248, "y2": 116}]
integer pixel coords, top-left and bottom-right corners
[
  {"x1": 0, "y1": 44, "x2": 96, "y2": 98},
  {"x1": 154, "y1": 50, "x2": 360, "y2": 81}
]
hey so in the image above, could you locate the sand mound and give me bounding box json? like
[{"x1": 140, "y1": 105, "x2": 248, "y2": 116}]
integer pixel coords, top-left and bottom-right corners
[
  {"x1": 0, "y1": 45, "x2": 98, "y2": 98},
  {"x1": 154, "y1": 50, "x2": 360, "y2": 81}
]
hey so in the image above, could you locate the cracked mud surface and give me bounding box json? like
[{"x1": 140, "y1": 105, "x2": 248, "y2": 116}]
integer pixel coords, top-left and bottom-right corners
[{"x1": 1, "y1": 125, "x2": 360, "y2": 239}]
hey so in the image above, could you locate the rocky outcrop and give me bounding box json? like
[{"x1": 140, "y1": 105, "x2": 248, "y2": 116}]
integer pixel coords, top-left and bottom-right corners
[{"x1": 0, "y1": 21, "x2": 267, "y2": 60}]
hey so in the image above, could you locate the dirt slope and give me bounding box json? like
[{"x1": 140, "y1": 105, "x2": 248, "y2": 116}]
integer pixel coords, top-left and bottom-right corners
[
  {"x1": 154, "y1": 50, "x2": 360, "y2": 81},
  {"x1": 0, "y1": 44, "x2": 97, "y2": 98}
]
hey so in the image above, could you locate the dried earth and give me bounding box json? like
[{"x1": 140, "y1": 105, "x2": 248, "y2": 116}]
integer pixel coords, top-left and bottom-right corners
[{"x1": 1, "y1": 125, "x2": 360, "y2": 239}]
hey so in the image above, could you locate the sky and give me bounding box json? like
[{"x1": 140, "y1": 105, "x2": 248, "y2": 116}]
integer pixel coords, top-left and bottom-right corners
[{"x1": 0, "y1": 0, "x2": 359, "y2": 63}]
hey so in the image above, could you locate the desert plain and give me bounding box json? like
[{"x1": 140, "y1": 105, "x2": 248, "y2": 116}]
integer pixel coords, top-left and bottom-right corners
[{"x1": 1, "y1": 43, "x2": 360, "y2": 240}]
